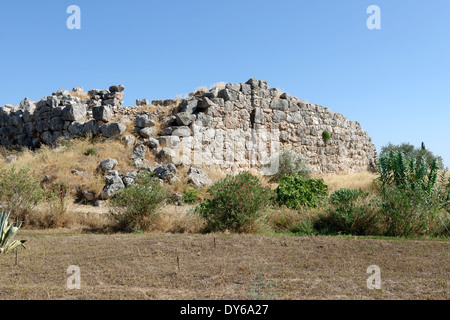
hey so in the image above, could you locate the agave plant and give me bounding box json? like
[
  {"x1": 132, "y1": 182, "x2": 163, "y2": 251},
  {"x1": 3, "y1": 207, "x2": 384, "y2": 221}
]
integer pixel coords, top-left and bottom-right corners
[{"x1": 0, "y1": 210, "x2": 26, "y2": 254}]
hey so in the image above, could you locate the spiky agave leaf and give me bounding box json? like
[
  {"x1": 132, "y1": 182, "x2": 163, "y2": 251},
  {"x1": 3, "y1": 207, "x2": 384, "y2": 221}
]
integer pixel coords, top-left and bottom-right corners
[{"x1": 0, "y1": 210, "x2": 26, "y2": 255}]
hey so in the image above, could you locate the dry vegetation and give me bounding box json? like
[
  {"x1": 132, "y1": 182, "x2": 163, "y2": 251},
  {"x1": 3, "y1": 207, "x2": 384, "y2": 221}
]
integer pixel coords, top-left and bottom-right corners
[
  {"x1": 0, "y1": 138, "x2": 140, "y2": 198},
  {"x1": 0, "y1": 142, "x2": 448, "y2": 300},
  {"x1": 319, "y1": 171, "x2": 378, "y2": 194},
  {"x1": 1, "y1": 232, "x2": 447, "y2": 300}
]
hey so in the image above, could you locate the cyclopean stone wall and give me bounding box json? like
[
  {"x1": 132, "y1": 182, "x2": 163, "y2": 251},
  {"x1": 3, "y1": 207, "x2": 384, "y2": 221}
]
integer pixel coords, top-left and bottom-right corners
[{"x1": 0, "y1": 78, "x2": 377, "y2": 174}]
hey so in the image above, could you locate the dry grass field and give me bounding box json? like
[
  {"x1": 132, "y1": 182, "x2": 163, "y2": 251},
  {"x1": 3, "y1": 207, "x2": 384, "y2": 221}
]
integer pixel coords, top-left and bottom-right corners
[
  {"x1": 1, "y1": 231, "x2": 448, "y2": 300},
  {"x1": 0, "y1": 140, "x2": 448, "y2": 300}
]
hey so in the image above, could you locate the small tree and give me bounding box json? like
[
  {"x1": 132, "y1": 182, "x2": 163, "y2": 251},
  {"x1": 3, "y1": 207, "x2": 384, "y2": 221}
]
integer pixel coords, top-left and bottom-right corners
[
  {"x1": 270, "y1": 149, "x2": 311, "y2": 182},
  {"x1": 380, "y1": 142, "x2": 444, "y2": 169}
]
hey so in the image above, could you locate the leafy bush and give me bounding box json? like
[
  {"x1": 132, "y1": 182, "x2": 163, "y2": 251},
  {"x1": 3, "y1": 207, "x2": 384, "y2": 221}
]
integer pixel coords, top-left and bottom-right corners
[
  {"x1": 378, "y1": 184, "x2": 442, "y2": 237},
  {"x1": 111, "y1": 171, "x2": 169, "y2": 232},
  {"x1": 182, "y1": 189, "x2": 199, "y2": 204},
  {"x1": 322, "y1": 130, "x2": 331, "y2": 143},
  {"x1": 270, "y1": 149, "x2": 311, "y2": 182},
  {"x1": 376, "y1": 151, "x2": 447, "y2": 237},
  {"x1": 84, "y1": 147, "x2": 97, "y2": 156},
  {"x1": 380, "y1": 142, "x2": 444, "y2": 169},
  {"x1": 275, "y1": 174, "x2": 328, "y2": 209},
  {"x1": 0, "y1": 167, "x2": 44, "y2": 223},
  {"x1": 196, "y1": 172, "x2": 273, "y2": 233},
  {"x1": 316, "y1": 188, "x2": 380, "y2": 235}
]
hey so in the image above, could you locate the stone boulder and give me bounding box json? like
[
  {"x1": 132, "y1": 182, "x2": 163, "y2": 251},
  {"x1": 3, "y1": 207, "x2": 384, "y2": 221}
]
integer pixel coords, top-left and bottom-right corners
[
  {"x1": 98, "y1": 158, "x2": 118, "y2": 172},
  {"x1": 188, "y1": 167, "x2": 213, "y2": 188},
  {"x1": 100, "y1": 170, "x2": 125, "y2": 199}
]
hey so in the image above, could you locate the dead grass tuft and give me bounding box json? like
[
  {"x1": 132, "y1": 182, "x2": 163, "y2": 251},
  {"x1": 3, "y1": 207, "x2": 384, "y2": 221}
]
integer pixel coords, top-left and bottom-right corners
[
  {"x1": 317, "y1": 171, "x2": 378, "y2": 194},
  {"x1": 69, "y1": 91, "x2": 90, "y2": 100}
]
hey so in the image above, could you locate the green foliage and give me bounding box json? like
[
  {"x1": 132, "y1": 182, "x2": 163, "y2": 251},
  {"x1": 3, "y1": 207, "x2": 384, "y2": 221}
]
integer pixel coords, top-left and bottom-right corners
[
  {"x1": 376, "y1": 151, "x2": 447, "y2": 237},
  {"x1": 270, "y1": 149, "x2": 311, "y2": 182},
  {"x1": 84, "y1": 147, "x2": 97, "y2": 156},
  {"x1": 0, "y1": 167, "x2": 44, "y2": 222},
  {"x1": 271, "y1": 148, "x2": 311, "y2": 181},
  {"x1": 196, "y1": 172, "x2": 274, "y2": 233},
  {"x1": 111, "y1": 171, "x2": 169, "y2": 232},
  {"x1": 248, "y1": 270, "x2": 274, "y2": 300},
  {"x1": 289, "y1": 220, "x2": 317, "y2": 235},
  {"x1": 380, "y1": 142, "x2": 444, "y2": 169},
  {"x1": 182, "y1": 189, "x2": 199, "y2": 204},
  {"x1": 378, "y1": 184, "x2": 442, "y2": 237},
  {"x1": 322, "y1": 130, "x2": 331, "y2": 143},
  {"x1": 316, "y1": 188, "x2": 380, "y2": 235},
  {"x1": 275, "y1": 174, "x2": 328, "y2": 209},
  {"x1": 0, "y1": 210, "x2": 26, "y2": 255}
]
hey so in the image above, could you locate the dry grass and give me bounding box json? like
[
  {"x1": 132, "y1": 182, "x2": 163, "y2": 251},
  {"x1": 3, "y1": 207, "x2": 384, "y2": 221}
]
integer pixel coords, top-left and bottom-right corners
[
  {"x1": 1, "y1": 231, "x2": 447, "y2": 300},
  {"x1": 154, "y1": 205, "x2": 205, "y2": 234},
  {"x1": 210, "y1": 82, "x2": 226, "y2": 90},
  {"x1": 69, "y1": 91, "x2": 90, "y2": 100},
  {"x1": 318, "y1": 171, "x2": 378, "y2": 194},
  {"x1": 0, "y1": 138, "x2": 137, "y2": 198}
]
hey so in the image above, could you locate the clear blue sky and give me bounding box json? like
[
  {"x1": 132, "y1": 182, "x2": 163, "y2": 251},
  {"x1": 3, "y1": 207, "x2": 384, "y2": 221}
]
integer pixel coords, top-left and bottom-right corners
[{"x1": 1, "y1": 0, "x2": 449, "y2": 167}]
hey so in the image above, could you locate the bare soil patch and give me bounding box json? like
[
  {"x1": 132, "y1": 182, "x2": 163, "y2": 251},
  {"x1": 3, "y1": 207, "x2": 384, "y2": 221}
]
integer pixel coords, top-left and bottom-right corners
[{"x1": 1, "y1": 232, "x2": 448, "y2": 300}]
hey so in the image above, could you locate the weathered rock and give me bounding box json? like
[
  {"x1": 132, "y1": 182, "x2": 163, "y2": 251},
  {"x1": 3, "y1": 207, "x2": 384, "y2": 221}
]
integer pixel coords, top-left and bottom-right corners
[
  {"x1": 123, "y1": 135, "x2": 136, "y2": 148},
  {"x1": 100, "y1": 171, "x2": 125, "y2": 199},
  {"x1": 135, "y1": 115, "x2": 155, "y2": 128},
  {"x1": 176, "y1": 112, "x2": 196, "y2": 126},
  {"x1": 179, "y1": 98, "x2": 199, "y2": 114},
  {"x1": 251, "y1": 107, "x2": 264, "y2": 124},
  {"x1": 158, "y1": 136, "x2": 180, "y2": 148},
  {"x1": 98, "y1": 158, "x2": 118, "y2": 171},
  {"x1": 148, "y1": 138, "x2": 159, "y2": 149},
  {"x1": 188, "y1": 167, "x2": 212, "y2": 188},
  {"x1": 171, "y1": 126, "x2": 191, "y2": 137},
  {"x1": 93, "y1": 106, "x2": 112, "y2": 122},
  {"x1": 153, "y1": 164, "x2": 177, "y2": 184},
  {"x1": 132, "y1": 143, "x2": 147, "y2": 160},
  {"x1": 271, "y1": 98, "x2": 289, "y2": 111},
  {"x1": 72, "y1": 87, "x2": 84, "y2": 93},
  {"x1": 62, "y1": 104, "x2": 87, "y2": 121},
  {"x1": 122, "y1": 172, "x2": 138, "y2": 187},
  {"x1": 159, "y1": 147, "x2": 177, "y2": 164},
  {"x1": 81, "y1": 190, "x2": 96, "y2": 201},
  {"x1": 138, "y1": 127, "x2": 156, "y2": 138},
  {"x1": 100, "y1": 122, "x2": 126, "y2": 138},
  {"x1": 136, "y1": 99, "x2": 149, "y2": 106},
  {"x1": 109, "y1": 85, "x2": 125, "y2": 93}
]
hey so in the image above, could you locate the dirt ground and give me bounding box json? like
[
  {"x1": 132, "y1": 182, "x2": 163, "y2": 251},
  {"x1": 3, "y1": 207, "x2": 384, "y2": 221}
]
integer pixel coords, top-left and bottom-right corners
[{"x1": 0, "y1": 231, "x2": 448, "y2": 300}]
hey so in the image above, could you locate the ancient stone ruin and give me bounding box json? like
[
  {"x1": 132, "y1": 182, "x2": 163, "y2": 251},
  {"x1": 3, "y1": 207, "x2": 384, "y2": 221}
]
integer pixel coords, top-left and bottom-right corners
[{"x1": 0, "y1": 78, "x2": 377, "y2": 174}]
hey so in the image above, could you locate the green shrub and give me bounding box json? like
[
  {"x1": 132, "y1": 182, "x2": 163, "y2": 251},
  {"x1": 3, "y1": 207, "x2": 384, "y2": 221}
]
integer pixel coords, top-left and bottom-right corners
[
  {"x1": 84, "y1": 147, "x2": 97, "y2": 156},
  {"x1": 375, "y1": 151, "x2": 447, "y2": 237},
  {"x1": 182, "y1": 189, "x2": 199, "y2": 204},
  {"x1": 316, "y1": 188, "x2": 380, "y2": 235},
  {"x1": 196, "y1": 172, "x2": 274, "y2": 233},
  {"x1": 0, "y1": 167, "x2": 43, "y2": 223},
  {"x1": 275, "y1": 174, "x2": 328, "y2": 209},
  {"x1": 322, "y1": 130, "x2": 331, "y2": 143},
  {"x1": 270, "y1": 149, "x2": 311, "y2": 182},
  {"x1": 289, "y1": 220, "x2": 317, "y2": 235},
  {"x1": 380, "y1": 142, "x2": 444, "y2": 169},
  {"x1": 111, "y1": 171, "x2": 169, "y2": 232},
  {"x1": 378, "y1": 184, "x2": 442, "y2": 237}
]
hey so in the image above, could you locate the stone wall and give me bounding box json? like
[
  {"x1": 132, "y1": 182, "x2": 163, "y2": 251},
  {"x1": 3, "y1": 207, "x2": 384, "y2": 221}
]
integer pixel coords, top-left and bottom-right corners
[{"x1": 0, "y1": 78, "x2": 377, "y2": 174}]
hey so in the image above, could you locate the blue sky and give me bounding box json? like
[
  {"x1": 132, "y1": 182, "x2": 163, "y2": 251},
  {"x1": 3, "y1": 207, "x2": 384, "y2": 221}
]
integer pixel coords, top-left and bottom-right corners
[{"x1": 0, "y1": 0, "x2": 449, "y2": 167}]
